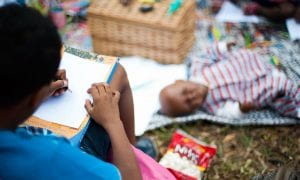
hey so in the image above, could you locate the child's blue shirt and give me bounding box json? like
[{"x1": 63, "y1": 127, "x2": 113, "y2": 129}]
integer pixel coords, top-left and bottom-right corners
[{"x1": 0, "y1": 128, "x2": 121, "y2": 180}]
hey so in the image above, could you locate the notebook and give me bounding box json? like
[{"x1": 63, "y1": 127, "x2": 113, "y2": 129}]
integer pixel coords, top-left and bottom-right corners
[{"x1": 33, "y1": 52, "x2": 118, "y2": 129}]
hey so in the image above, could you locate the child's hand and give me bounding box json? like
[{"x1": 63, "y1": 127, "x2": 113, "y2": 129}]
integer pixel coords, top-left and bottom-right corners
[
  {"x1": 49, "y1": 69, "x2": 69, "y2": 97},
  {"x1": 85, "y1": 83, "x2": 121, "y2": 129}
]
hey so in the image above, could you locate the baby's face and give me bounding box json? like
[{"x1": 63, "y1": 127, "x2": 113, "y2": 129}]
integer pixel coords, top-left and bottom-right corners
[{"x1": 159, "y1": 80, "x2": 208, "y2": 117}]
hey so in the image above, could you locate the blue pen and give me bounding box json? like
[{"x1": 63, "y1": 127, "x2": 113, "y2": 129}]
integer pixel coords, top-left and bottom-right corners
[{"x1": 208, "y1": 26, "x2": 214, "y2": 42}]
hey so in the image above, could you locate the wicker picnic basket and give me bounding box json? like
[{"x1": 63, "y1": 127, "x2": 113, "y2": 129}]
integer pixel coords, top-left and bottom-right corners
[{"x1": 87, "y1": 0, "x2": 196, "y2": 64}]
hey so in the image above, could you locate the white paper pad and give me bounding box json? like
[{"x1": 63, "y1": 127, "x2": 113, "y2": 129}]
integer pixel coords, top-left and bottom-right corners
[
  {"x1": 286, "y1": 18, "x2": 300, "y2": 41},
  {"x1": 34, "y1": 53, "x2": 110, "y2": 128},
  {"x1": 216, "y1": 1, "x2": 260, "y2": 23},
  {"x1": 120, "y1": 57, "x2": 186, "y2": 136}
]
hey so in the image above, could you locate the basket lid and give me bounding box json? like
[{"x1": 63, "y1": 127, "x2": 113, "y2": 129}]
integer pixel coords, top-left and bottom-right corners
[{"x1": 88, "y1": 0, "x2": 195, "y2": 31}]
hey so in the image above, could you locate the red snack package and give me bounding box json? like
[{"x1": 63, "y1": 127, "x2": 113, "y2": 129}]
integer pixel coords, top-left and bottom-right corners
[{"x1": 159, "y1": 129, "x2": 217, "y2": 180}]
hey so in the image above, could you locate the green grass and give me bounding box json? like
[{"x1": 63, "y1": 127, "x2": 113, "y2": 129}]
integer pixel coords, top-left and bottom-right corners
[{"x1": 144, "y1": 122, "x2": 300, "y2": 179}]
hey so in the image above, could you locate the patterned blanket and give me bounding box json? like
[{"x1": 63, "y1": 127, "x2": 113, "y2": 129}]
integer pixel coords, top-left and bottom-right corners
[{"x1": 145, "y1": 21, "x2": 300, "y2": 132}]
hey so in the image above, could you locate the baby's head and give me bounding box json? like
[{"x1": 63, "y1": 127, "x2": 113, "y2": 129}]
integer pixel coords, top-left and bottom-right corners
[{"x1": 159, "y1": 80, "x2": 208, "y2": 117}]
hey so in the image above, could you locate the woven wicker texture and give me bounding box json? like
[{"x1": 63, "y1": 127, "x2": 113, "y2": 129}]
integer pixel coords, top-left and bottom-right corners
[{"x1": 88, "y1": 0, "x2": 196, "y2": 64}]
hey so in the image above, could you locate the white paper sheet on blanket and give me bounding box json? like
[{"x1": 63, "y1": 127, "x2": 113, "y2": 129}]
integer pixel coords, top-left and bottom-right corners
[
  {"x1": 216, "y1": 1, "x2": 260, "y2": 23},
  {"x1": 286, "y1": 18, "x2": 300, "y2": 41},
  {"x1": 120, "y1": 57, "x2": 186, "y2": 136}
]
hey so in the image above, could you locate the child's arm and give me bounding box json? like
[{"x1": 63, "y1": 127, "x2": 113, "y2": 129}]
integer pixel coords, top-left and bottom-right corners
[
  {"x1": 109, "y1": 65, "x2": 136, "y2": 144},
  {"x1": 85, "y1": 83, "x2": 142, "y2": 180}
]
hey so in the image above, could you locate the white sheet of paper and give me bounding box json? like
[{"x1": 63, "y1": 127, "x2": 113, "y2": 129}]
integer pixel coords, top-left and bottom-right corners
[
  {"x1": 120, "y1": 56, "x2": 186, "y2": 136},
  {"x1": 216, "y1": 1, "x2": 260, "y2": 23},
  {"x1": 33, "y1": 53, "x2": 111, "y2": 128},
  {"x1": 286, "y1": 18, "x2": 300, "y2": 41}
]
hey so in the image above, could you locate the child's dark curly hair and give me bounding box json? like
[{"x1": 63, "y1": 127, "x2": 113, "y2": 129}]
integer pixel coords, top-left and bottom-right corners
[{"x1": 0, "y1": 4, "x2": 62, "y2": 107}]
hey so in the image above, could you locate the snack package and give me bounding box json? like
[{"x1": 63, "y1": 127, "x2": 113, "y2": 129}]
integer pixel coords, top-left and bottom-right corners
[{"x1": 159, "y1": 129, "x2": 217, "y2": 180}]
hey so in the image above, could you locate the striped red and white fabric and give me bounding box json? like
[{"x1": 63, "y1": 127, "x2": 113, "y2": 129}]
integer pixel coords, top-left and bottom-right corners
[{"x1": 190, "y1": 42, "x2": 300, "y2": 117}]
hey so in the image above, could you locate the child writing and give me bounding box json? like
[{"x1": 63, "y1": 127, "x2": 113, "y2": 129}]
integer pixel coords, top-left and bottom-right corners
[{"x1": 0, "y1": 4, "x2": 141, "y2": 179}]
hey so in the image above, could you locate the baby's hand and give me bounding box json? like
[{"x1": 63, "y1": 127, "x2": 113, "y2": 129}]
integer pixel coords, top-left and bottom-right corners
[{"x1": 239, "y1": 102, "x2": 255, "y2": 113}]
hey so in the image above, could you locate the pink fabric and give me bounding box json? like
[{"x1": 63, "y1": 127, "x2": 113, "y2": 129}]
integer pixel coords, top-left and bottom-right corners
[
  {"x1": 132, "y1": 146, "x2": 176, "y2": 180},
  {"x1": 49, "y1": 10, "x2": 66, "y2": 29}
]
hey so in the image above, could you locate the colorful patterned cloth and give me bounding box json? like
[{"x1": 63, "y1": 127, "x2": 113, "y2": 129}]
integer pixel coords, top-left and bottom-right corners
[{"x1": 190, "y1": 42, "x2": 300, "y2": 118}]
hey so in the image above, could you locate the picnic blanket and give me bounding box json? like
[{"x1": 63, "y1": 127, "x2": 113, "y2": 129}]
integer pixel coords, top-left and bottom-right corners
[
  {"x1": 144, "y1": 22, "x2": 300, "y2": 132},
  {"x1": 64, "y1": 19, "x2": 300, "y2": 136}
]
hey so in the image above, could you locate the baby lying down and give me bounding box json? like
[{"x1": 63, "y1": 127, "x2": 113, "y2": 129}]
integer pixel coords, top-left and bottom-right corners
[{"x1": 160, "y1": 42, "x2": 300, "y2": 119}]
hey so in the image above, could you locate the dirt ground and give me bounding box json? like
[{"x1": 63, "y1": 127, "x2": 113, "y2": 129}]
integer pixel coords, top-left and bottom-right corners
[{"x1": 145, "y1": 121, "x2": 300, "y2": 179}]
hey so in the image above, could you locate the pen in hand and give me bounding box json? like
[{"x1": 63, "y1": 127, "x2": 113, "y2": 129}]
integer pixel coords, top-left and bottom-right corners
[
  {"x1": 52, "y1": 78, "x2": 72, "y2": 96},
  {"x1": 52, "y1": 69, "x2": 72, "y2": 96}
]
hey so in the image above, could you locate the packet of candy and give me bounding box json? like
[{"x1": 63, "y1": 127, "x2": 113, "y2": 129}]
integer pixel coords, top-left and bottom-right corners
[{"x1": 159, "y1": 129, "x2": 217, "y2": 180}]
